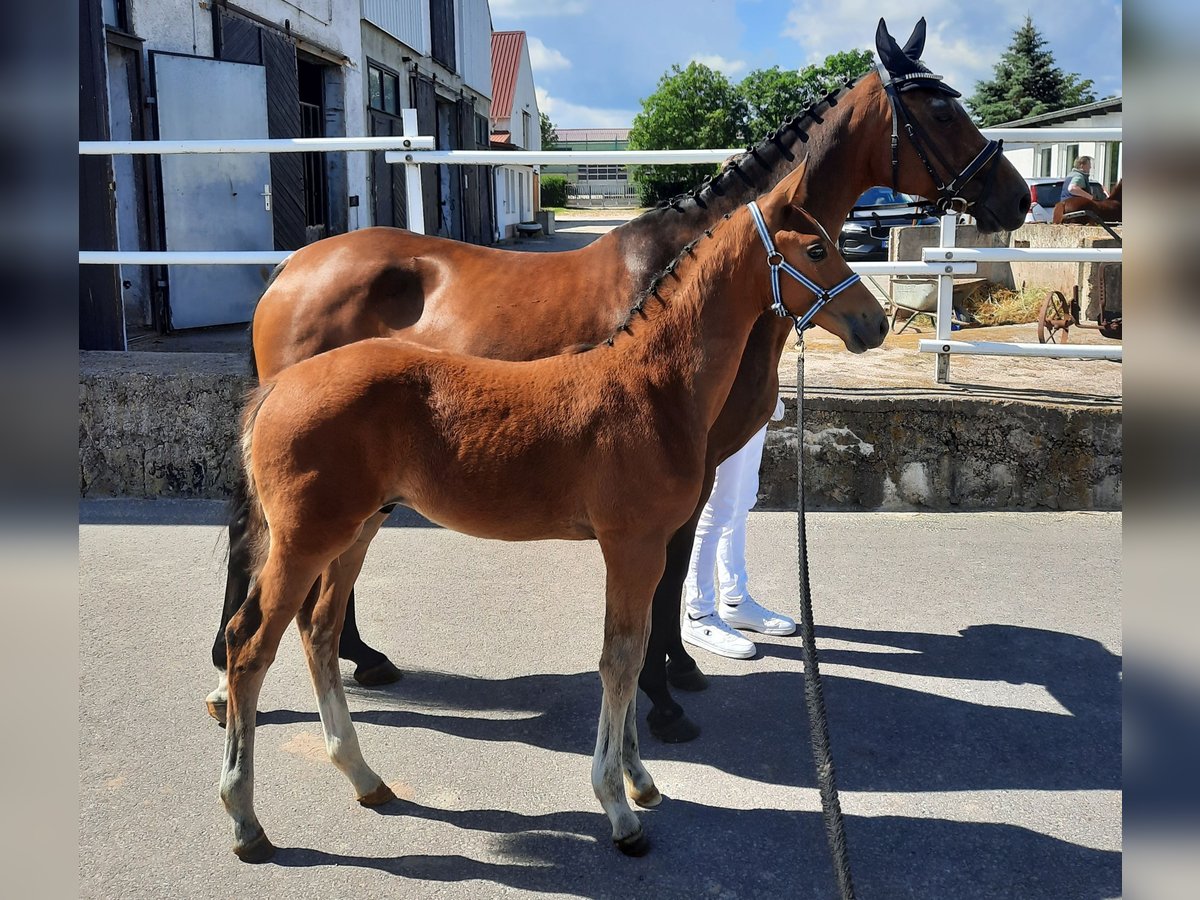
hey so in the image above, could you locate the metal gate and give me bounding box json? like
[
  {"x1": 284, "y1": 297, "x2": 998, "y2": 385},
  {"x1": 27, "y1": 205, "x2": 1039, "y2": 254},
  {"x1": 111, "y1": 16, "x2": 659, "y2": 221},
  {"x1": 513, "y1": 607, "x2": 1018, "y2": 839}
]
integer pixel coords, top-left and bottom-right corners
[{"x1": 152, "y1": 53, "x2": 274, "y2": 328}]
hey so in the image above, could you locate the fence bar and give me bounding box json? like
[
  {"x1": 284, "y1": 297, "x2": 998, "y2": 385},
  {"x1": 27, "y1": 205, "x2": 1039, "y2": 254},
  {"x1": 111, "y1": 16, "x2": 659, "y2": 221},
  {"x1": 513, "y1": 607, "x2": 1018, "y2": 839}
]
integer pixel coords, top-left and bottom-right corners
[
  {"x1": 79, "y1": 250, "x2": 290, "y2": 265},
  {"x1": 934, "y1": 214, "x2": 957, "y2": 383},
  {"x1": 851, "y1": 262, "x2": 977, "y2": 276},
  {"x1": 925, "y1": 247, "x2": 1122, "y2": 264},
  {"x1": 80, "y1": 136, "x2": 436, "y2": 155},
  {"x1": 385, "y1": 148, "x2": 749, "y2": 166},
  {"x1": 402, "y1": 110, "x2": 425, "y2": 236},
  {"x1": 918, "y1": 338, "x2": 1122, "y2": 361}
]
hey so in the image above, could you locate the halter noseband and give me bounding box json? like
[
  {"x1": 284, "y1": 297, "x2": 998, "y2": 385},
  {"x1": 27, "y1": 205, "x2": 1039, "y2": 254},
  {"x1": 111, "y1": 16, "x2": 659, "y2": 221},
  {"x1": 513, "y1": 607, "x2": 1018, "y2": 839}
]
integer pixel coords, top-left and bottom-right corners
[
  {"x1": 876, "y1": 63, "x2": 1003, "y2": 215},
  {"x1": 747, "y1": 201, "x2": 861, "y2": 334}
]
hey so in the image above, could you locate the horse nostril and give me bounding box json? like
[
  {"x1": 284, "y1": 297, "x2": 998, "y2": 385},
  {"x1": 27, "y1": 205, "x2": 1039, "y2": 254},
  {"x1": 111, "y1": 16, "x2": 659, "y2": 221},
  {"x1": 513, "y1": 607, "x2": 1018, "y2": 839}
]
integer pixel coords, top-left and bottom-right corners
[{"x1": 1018, "y1": 193, "x2": 1031, "y2": 214}]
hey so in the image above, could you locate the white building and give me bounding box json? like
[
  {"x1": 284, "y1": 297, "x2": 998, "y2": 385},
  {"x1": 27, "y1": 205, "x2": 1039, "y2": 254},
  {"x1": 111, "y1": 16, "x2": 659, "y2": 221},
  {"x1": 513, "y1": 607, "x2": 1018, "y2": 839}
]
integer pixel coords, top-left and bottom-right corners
[
  {"x1": 489, "y1": 30, "x2": 541, "y2": 239},
  {"x1": 999, "y1": 97, "x2": 1123, "y2": 191},
  {"x1": 82, "y1": 0, "x2": 495, "y2": 346}
]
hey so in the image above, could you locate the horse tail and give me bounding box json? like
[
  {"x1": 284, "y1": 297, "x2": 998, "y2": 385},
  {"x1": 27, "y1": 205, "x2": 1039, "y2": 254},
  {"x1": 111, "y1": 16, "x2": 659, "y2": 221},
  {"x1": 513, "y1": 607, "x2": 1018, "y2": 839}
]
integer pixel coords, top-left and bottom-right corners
[
  {"x1": 247, "y1": 258, "x2": 287, "y2": 381},
  {"x1": 239, "y1": 382, "x2": 276, "y2": 582}
]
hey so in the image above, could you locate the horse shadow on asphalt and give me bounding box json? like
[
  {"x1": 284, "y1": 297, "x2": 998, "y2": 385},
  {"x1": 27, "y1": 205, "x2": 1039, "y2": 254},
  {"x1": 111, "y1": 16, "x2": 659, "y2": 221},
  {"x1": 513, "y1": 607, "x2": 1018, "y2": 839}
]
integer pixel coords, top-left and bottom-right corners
[
  {"x1": 253, "y1": 622, "x2": 1121, "y2": 897},
  {"x1": 265, "y1": 802, "x2": 1119, "y2": 899},
  {"x1": 258, "y1": 622, "x2": 1120, "y2": 794}
]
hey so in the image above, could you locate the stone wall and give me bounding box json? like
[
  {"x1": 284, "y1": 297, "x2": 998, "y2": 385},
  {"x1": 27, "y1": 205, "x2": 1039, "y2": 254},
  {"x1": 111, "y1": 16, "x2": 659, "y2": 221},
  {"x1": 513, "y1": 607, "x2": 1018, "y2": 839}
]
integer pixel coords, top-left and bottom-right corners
[
  {"x1": 761, "y1": 395, "x2": 1121, "y2": 511},
  {"x1": 80, "y1": 351, "x2": 1122, "y2": 511}
]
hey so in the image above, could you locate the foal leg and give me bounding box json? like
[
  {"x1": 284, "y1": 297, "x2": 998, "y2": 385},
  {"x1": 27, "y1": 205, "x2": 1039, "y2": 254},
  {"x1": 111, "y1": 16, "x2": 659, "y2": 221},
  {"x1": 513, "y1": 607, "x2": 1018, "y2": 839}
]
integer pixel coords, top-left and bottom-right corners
[
  {"x1": 220, "y1": 550, "x2": 322, "y2": 862},
  {"x1": 594, "y1": 538, "x2": 663, "y2": 856},
  {"x1": 622, "y1": 696, "x2": 660, "y2": 808},
  {"x1": 296, "y1": 515, "x2": 394, "y2": 805}
]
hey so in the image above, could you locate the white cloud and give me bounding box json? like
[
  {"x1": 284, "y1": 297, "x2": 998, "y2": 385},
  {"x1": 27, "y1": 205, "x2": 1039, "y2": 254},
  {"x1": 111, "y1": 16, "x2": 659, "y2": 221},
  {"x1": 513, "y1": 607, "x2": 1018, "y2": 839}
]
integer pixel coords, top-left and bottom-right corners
[
  {"x1": 492, "y1": 0, "x2": 588, "y2": 19},
  {"x1": 781, "y1": 0, "x2": 1025, "y2": 94},
  {"x1": 527, "y1": 36, "x2": 571, "y2": 72},
  {"x1": 536, "y1": 86, "x2": 637, "y2": 129},
  {"x1": 689, "y1": 54, "x2": 748, "y2": 77}
]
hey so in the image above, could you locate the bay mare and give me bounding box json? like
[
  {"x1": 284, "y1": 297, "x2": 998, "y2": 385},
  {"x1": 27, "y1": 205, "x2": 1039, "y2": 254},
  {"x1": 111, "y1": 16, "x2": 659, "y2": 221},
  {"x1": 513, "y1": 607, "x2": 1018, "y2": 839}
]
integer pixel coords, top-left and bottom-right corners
[
  {"x1": 222, "y1": 165, "x2": 878, "y2": 862},
  {"x1": 208, "y1": 18, "x2": 1032, "y2": 743}
]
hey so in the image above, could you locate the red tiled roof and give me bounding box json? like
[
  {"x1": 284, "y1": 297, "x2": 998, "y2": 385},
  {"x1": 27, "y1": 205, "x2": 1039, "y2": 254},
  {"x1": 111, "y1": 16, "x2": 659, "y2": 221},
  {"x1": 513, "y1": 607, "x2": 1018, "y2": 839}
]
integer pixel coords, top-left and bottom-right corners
[{"x1": 491, "y1": 31, "x2": 525, "y2": 120}]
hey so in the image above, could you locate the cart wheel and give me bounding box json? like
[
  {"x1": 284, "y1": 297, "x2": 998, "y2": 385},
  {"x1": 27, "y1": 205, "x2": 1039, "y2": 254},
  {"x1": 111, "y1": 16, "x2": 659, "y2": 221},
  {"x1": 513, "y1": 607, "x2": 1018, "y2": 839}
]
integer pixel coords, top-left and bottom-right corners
[{"x1": 1038, "y1": 290, "x2": 1073, "y2": 344}]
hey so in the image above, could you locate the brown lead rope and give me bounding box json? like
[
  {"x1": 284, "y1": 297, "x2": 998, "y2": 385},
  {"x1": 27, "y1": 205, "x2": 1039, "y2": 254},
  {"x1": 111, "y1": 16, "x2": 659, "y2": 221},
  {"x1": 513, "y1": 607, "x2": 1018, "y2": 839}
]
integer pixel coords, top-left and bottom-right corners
[{"x1": 795, "y1": 339, "x2": 857, "y2": 900}]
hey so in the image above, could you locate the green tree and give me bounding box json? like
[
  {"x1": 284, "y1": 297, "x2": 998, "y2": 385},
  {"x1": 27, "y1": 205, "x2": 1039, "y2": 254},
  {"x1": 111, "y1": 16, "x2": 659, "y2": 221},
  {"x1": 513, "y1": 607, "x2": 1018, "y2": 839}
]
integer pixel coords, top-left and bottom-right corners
[
  {"x1": 539, "y1": 111, "x2": 559, "y2": 150},
  {"x1": 740, "y1": 50, "x2": 874, "y2": 139},
  {"x1": 967, "y1": 16, "x2": 1095, "y2": 126},
  {"x1": 626, "y1": 62, "x2": 747, "y2": 205}
]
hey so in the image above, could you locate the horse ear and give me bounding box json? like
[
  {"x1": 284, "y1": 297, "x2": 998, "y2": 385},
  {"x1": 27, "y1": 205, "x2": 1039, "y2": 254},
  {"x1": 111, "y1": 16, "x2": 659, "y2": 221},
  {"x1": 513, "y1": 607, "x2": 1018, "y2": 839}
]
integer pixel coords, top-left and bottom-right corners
[
  {"x1": 875, "y1": 19, "x2": 893, "y2": 64},
  {"x1": 902, "y1": 18, "x2": 927, "y2": 60}
]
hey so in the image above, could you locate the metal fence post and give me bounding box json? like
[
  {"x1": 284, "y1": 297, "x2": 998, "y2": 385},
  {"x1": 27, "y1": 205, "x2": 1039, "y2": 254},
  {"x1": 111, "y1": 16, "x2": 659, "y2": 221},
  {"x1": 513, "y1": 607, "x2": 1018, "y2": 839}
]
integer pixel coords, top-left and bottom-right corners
[
  {"x1": 935, "y1": 213, "x2": 957, "y2": 384},
  {"x1": 402, "y1": 109, "x2": 425, "y2": 235}
]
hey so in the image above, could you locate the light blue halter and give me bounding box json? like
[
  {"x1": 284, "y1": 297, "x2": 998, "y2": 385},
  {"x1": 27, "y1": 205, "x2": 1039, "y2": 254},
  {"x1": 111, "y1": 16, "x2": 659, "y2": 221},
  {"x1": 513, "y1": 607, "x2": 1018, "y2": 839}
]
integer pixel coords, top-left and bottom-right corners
[{"x1": 747, "y1": 200, "x2": 861, "y2": 333}]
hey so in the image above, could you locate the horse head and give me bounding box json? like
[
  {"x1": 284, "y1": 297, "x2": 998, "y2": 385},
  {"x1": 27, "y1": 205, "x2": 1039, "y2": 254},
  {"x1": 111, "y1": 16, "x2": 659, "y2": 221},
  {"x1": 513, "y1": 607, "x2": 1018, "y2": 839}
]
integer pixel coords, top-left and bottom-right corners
[
  {"x1": 760, "y1": 167, "x2": 888, "y2": 353},
  {"x1": 873, "y1": 18, "x2": 1030, "y2": 232}
]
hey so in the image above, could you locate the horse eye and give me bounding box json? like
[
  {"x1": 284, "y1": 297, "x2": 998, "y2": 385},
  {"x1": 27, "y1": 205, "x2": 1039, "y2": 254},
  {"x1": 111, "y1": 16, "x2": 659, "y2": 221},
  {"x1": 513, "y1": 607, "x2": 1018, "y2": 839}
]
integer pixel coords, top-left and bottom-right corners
[{"x1": 807, "y1": 243, "x2": 827, "y2": 261}]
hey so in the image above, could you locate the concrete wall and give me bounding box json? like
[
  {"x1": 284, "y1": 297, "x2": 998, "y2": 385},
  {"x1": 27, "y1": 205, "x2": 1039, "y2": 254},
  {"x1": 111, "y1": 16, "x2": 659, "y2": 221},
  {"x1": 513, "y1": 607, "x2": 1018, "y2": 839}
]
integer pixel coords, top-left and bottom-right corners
[{"x1": 80, "y1": 352, "x2": 1122, "y2": 511}]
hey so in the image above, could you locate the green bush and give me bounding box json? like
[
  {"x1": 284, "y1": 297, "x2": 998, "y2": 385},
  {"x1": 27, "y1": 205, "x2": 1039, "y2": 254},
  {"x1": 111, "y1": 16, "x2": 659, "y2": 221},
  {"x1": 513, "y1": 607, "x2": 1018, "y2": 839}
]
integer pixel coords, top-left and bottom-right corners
[{"x1": 540, "y1": 174, "x2": 568, "y2": 208}]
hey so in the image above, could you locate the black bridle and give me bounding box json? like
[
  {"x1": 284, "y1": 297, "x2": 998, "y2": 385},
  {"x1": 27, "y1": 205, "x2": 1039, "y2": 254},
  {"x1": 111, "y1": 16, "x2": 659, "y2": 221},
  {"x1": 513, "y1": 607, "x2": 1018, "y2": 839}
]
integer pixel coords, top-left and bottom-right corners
[{"x1": 878, "y1": 64, "x2": 1004, "y2": 215}]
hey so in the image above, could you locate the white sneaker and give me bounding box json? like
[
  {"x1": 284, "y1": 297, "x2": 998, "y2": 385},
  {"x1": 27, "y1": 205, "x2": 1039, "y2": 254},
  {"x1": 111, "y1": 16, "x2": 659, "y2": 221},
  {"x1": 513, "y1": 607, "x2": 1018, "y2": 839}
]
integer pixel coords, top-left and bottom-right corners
[
  {"x1": 719, "y1": 597, "x2": 796, "y2": 636},
  {"x1": 682, "y1": 613, "x2": 756, "y2": 660}
]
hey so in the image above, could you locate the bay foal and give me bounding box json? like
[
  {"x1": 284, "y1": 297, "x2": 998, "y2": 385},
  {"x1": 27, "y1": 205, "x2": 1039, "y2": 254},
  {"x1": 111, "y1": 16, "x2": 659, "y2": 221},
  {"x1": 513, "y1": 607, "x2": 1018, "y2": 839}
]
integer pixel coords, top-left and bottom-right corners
[{"x1": 221, "y1": 165, "x2": 876, "y2": 862}]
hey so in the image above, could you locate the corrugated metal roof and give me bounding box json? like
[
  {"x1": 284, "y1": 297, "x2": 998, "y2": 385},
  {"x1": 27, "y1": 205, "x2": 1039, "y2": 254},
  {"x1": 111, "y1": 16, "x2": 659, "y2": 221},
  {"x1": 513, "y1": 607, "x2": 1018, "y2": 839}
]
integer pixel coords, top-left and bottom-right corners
[
  {"x1": 996, "y1": 96, "x2": 1122, "y2": 128},
  {"x1": 491, "y1": 31, "x2": 525, "y2": 120}
]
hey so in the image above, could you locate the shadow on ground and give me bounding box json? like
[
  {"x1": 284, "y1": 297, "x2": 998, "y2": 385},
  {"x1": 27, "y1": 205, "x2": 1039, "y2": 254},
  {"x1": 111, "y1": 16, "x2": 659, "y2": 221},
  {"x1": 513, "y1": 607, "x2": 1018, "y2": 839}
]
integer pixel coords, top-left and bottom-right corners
[
  {"x1": 259, "y1": 622, "x2": 1120, "y2": 795},
  {"x1": 266, "y1": 800, "x2": 1118, "y2": 899}
]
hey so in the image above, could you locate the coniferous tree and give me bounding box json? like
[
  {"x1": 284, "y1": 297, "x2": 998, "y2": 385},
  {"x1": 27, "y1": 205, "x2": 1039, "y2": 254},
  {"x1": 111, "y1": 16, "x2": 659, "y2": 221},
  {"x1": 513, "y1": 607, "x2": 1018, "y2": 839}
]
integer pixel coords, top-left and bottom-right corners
[{"x1": 967, "y1": 16, "x2": 1095, "y2": 126}]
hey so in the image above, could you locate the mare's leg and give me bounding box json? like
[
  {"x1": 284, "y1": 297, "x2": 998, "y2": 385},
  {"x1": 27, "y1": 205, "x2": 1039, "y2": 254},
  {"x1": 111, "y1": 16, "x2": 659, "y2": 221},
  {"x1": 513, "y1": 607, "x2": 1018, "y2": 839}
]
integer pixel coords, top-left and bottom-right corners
[
  {"x1": 340, "y1": 588, "x2": 403, "y2": 687},
  {"x1": 639, "y1": 463, "x2": 718, "y2": 744},
  {"x1": 206, "y1": 475, "x2": 254, "y2": 724},
  {"x1": 594, "y1": 536, "x2": 663, "y2": 856},
  {"x1": 640, "y1": 525, "x2": 706, "y2": 743},
  {"x1": 339, "y1": 505, "x2": 401, "y2": 684},
  {"x1": 220, "y1": 550, "x2": 322, "y2": 862},
  {"x1": 297, "y1": 513, "x2": 394, "y2": 804}
]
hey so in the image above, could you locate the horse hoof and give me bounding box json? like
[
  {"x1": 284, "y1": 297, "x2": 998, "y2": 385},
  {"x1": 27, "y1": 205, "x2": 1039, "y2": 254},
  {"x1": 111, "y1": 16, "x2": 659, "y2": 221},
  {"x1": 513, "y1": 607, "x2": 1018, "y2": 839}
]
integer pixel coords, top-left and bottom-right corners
[
  {"x1": 357, "y1": 782, "x2": 397, "y2": 807},
  {"x1": 614, "y1": 827, "x2": 651, "y2": 857},
  {"x1": 646, "y1": 709, "x2": 700, "y2": 744},
  {"x1": 631, "y1": 784, "x2": 662, "y2": 809},
  {"x1": 353, "y1": 659, "x2": 403, "y2": 687},
  {"x1": 666, "y1": 665, "x2": 709, "y2": 692},
  {"x1": 205, "y1": 696, "x2": 228, "y2": 727},
  {"x1": 233, "y1": 832, "x2": 276, "y2": 864}
]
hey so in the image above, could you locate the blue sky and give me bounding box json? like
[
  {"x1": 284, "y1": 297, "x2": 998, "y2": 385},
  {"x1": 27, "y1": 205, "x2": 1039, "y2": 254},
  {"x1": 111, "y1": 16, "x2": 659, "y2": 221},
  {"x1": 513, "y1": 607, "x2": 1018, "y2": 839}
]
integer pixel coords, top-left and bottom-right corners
[{"x1": 490, "y1": 0, "x2": 1122, "y2": 128}]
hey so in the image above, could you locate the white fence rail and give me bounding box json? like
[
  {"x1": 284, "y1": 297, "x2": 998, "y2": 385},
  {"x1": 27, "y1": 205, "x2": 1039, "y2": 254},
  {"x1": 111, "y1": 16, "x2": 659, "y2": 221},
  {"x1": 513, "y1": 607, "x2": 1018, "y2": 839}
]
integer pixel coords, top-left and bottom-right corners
[{"x1": 78, "y1": 119, "x2": 1121, "y2": 381}]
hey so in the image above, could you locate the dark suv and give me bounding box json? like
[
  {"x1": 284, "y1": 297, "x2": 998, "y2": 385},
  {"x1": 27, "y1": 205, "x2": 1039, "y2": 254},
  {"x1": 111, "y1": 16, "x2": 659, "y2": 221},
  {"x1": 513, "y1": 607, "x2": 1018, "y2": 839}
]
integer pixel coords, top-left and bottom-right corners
[{"x1": 839, "y1": 187, "x2": 937, "y2": 261}]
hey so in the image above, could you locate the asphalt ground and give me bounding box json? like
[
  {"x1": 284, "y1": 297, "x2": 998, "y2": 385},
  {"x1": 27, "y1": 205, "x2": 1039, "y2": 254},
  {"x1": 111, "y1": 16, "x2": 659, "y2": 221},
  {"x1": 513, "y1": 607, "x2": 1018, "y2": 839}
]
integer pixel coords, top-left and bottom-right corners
[{"x1": 79, "y1": 500, "x2": 1121, "y2": 899}]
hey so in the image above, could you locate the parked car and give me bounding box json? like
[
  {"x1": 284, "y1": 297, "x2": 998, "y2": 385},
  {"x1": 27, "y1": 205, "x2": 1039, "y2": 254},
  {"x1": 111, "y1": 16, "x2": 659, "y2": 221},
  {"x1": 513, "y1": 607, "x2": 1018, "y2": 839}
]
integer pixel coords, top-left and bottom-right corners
[
  {"x1": 839, "y1": 187, "x2": 938, "y2": 261},
  {"x1": 1025, "y1": 177, "x2": 1108, "y2": 223}
]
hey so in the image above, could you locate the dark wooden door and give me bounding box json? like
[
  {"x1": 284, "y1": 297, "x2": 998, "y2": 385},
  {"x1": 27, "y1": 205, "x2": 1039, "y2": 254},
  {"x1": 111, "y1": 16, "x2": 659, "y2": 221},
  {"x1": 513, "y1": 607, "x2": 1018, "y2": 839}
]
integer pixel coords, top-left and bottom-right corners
[
  {"x1": 79, "y1": 0, "x2": 123, "y2": 349},
  {"x1": 370, "y1": 111, "x2": 406, "y2": 229},
  {"x1": 411, "y1": 74, "x2": 440, "y2": 235},
  {"x1": 216, "y1": 9, "x2": 307, "y2": 251}
]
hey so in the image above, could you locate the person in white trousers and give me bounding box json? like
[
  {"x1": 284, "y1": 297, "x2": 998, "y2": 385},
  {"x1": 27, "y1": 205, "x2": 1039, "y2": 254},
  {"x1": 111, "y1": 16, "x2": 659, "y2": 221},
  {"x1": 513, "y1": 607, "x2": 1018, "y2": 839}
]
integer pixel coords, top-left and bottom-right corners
[{"x1": 682, "y1": 397, "x2": 796, "y2": 659}]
